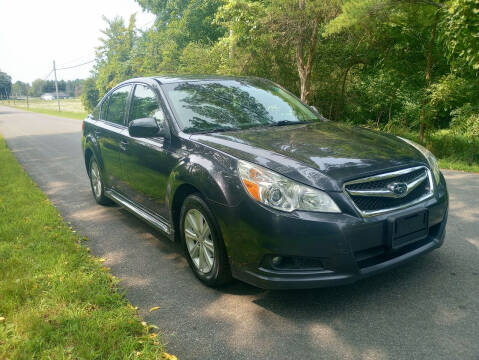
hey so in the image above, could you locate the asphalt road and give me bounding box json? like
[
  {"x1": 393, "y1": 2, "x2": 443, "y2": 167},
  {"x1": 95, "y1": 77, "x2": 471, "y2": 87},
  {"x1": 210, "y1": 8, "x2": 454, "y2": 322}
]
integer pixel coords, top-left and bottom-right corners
[{"x1": 0, "y1": 106, "x2": 478, "y2": 360}]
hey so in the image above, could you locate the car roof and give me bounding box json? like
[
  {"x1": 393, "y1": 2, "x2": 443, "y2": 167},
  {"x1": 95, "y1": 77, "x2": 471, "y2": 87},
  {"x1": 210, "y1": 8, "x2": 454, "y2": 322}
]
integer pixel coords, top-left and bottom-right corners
[{"x1": 119, "y1": 74, "x2": 261, "y2": 85}]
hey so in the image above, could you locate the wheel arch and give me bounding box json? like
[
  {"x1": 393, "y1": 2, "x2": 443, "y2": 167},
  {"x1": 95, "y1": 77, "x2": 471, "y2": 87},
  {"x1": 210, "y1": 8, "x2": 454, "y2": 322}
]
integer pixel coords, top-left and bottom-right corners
[
  {"x1": 83, "y1": 134, "x2": 103, "y2": 174},
  {"x1": 167, "y1": 153, "x2": 241, "y2": 242}
]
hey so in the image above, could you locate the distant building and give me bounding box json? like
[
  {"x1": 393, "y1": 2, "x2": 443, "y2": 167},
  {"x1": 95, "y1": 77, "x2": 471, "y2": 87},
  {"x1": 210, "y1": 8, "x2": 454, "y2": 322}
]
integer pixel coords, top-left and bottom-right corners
[{"x1": 41, "y1": 92, "x2": 68, "y2": 100}]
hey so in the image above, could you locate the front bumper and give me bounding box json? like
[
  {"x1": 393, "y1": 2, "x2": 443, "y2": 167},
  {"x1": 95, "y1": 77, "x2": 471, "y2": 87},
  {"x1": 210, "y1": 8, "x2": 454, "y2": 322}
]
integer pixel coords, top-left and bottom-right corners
[{"x1": 209, "y1": 174, "x2": 448, "y2": 290}]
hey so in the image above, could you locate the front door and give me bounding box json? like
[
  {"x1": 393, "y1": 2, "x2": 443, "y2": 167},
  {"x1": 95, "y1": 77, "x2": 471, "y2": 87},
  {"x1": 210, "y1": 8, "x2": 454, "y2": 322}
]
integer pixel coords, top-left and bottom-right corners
[
  {"x1": 96, "y1": 85, "x2": 132, "y2": 192},
  {"x1": 120, "y1": 83, "x2": 177, "y2": 220}
]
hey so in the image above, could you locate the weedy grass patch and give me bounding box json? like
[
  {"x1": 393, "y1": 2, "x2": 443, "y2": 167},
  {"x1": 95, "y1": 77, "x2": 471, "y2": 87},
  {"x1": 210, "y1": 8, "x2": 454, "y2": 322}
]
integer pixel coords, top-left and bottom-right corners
[
  {"x1": 0, "y1": 135, "x2": 170, "y2": 359},
  {"x1": 0, "y1": 98, "x2": 87, "y2": 120}
]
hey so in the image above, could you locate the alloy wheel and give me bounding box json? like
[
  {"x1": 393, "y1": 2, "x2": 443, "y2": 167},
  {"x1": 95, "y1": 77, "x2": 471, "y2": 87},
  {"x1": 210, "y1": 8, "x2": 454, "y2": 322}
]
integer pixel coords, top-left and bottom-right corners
[
  {"x1": 90, "y1": 161, "x2": 102, "y2": 198},
  {"x1": 184, "y1": 208, "x2": 215, "y2": 273}
]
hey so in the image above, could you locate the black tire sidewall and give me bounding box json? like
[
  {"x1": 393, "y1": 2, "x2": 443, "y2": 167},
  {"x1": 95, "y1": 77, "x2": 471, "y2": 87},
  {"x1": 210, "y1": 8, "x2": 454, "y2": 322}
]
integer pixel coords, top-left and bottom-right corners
[{"x1": 179, "y1": 194, "x2": 229, "y2": 286}]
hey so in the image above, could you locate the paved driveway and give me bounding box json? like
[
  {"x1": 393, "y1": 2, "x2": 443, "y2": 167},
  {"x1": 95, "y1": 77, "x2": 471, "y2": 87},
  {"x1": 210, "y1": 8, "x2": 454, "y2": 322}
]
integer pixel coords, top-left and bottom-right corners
[{"x1": 0, "y1": 106, "x2": 478, "y2": 360}]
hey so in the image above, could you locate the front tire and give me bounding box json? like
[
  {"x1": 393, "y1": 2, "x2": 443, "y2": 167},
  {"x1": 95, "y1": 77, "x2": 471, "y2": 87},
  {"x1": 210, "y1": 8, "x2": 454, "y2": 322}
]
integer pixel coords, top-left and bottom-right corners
[
  {"x1": 88, "y1": 157, "x2": 111, "y2": 205},
  {"x1": 180, "y1": 194, "x2": 232, "y2": 287}
]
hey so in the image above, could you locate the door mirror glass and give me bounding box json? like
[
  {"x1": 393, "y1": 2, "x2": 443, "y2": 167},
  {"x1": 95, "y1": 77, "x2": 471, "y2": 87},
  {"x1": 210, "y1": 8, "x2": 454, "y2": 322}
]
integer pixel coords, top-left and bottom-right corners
[{"x1": 128, "y1": 117, "x2": 160, "y2": 137}]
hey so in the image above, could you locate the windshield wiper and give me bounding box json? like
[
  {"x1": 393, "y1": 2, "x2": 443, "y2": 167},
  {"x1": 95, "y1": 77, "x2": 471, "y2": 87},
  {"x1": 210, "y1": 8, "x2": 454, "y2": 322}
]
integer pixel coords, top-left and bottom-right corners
[
  {"x1": 183, "y1": 126, "x2": 241, "y2": 134},
  {"x1": 270, "y1": 120, "x2": 311, "y2": 127}
]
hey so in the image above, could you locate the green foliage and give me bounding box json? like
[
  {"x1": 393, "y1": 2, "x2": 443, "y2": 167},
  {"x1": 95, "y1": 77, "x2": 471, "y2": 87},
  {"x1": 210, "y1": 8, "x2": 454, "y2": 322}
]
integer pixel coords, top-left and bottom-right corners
[
  {"x1": 11, "y1": 81, "x2": 29, "y2": 97},
  {"x1": 28, "y1": 79, "x2": 84, "y2": 97},
  {"x1": 95, "y1": 15, "x2": 139, "y2": 96},
  {"x1": 81, "y1": 78, "x2": 99, "y2": 112},
  {"x1": 179, "y1": 43, "x2": 222, "y2": 74},
  {"x1": 450, "y1": 103, "x2": 479, "y2": 136},
  {"x1": 0, "y1": 70, "x2": 12, "y2": 99},
  {"x1": 85, "y1": 0, "x2": 479, "y2": 169},
  {"x1": 442, "y1": 0, "x2": 479, "y2": 71}
]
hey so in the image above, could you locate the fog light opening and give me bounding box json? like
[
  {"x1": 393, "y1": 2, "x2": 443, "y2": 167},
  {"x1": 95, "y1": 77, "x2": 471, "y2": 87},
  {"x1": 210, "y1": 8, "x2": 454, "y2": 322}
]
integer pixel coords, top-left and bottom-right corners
[
  {"x1": 271, "y1": 256, "x2": 283, "y2": 267},
  {"x1": 267, "y1": 255, "x2": 324, "y2": 271}
]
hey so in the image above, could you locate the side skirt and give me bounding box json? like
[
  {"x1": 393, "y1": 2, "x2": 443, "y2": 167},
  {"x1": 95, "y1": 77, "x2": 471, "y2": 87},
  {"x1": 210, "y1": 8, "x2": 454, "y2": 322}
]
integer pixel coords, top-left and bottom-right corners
[{"x1": 105, "y1": 189, "x2": 174, "y2": 240}]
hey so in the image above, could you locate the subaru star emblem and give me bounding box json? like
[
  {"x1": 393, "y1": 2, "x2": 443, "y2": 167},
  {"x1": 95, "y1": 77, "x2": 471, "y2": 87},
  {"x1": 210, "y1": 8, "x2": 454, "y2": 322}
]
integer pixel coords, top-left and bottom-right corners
[{"x1": 388, "y1": 182, "x2": 408, "y2": 197}]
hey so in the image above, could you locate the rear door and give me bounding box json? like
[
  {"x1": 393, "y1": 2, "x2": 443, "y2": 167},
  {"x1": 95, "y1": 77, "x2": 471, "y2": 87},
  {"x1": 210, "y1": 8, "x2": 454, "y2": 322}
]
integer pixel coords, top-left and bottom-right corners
[
  {"x1": 96, "y1": 85, "x2": 132, "y2": 192},
  {"x1": 120, "y1": 83, "x2": 177, "y2": 219}
]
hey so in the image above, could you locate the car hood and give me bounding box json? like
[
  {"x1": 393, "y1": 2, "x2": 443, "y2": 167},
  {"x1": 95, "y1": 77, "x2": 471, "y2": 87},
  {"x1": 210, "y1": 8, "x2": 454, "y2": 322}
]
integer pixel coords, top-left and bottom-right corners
[{"x1": 190, "y1": 121, "x2": 426, "y2": 191}]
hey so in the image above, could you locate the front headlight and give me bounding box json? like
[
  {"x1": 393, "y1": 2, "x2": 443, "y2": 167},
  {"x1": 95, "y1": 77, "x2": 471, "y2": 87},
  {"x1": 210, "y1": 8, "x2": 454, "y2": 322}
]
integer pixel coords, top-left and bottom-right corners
[
  {"x1": 237, "y1": 160, "x2": 340, "y2": 213},
  {"x1": 399, "y1": 137, "x2": 441, "y2": 184}
]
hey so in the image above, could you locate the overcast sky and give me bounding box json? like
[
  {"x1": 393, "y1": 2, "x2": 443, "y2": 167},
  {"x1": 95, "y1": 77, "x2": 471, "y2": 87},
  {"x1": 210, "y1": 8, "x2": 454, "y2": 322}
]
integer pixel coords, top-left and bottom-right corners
[{"x1": 0, "y1": 0, "x2": 155, "y2": 83}]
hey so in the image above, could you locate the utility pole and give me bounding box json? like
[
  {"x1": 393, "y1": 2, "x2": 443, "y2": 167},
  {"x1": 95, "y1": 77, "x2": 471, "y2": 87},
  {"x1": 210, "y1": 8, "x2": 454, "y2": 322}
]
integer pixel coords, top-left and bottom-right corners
[{"x1": 53, "y1": 60, "x2": 61, "y2": 112}]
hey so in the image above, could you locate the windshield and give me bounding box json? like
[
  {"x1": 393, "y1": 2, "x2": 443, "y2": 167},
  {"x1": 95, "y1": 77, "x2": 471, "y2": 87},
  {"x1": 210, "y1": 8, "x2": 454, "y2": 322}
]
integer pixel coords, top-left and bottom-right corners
[{"x1": 162, "y1": 79, "x2": 318, "y2": 133}]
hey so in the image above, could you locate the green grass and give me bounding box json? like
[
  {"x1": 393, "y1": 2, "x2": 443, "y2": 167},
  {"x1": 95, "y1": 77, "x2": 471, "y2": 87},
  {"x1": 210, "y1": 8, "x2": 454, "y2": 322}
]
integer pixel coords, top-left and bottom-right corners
[
  {"x1": 438, "y1": 158, "x2": 479, "y2": 173},
  {"x1": 0, "y1": 136, "x2": 172, "y2": 359},
  {"x1": 0, "y1": 98, "x2": 88, "y2": 120}
]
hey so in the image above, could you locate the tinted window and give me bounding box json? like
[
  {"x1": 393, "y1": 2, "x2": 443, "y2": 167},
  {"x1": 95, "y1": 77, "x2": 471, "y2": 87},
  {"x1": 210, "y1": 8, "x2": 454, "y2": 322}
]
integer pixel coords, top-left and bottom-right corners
[
  {"x1": 99, "y1": 97, "x2": 109, "y2": 120},
  {"x1": 163, "y1": 79, "x2": 317, "y2": 133},
  {"x1": 130, "y1": 84, "x2": 166, "y2": 129},
  {"x1": 92, "y1": 103, "x2": 100, "y2": 119},
  {"x1": 106, "y1": 86, "x2": 131, "y2": 125}
]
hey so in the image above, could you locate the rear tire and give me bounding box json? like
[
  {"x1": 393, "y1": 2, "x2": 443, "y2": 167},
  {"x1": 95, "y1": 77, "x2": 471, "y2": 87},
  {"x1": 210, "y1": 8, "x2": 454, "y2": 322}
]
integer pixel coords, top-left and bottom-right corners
[
  {"x1": 180, "y1": 194, "x2": 232, "y2": 287},
  {"x1": 88, "y1": 157, "x2": 112, "y2": 205}
]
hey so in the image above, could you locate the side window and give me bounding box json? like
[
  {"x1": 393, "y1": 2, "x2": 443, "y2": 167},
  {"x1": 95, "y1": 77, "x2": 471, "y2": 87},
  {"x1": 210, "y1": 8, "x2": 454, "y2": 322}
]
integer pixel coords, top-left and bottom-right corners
[
  {"x1": 106, "y1": 86, "x2": 131, "y2": 125},
  {"x1": 99, "y1": 97, "x2": 109, "y2": 120},
  {"x1": 92, "y1": 103, "x2": 100, "y2": 119},
  {"x1": 130, "y1": 84, "x2": 166, "y2": 129}
]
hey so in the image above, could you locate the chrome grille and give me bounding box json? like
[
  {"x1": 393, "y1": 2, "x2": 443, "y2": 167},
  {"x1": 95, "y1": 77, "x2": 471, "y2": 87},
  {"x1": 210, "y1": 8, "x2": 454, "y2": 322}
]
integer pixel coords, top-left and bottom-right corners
[{"x1": 343, "y1": 166, "x2": 434, "y2": 217}]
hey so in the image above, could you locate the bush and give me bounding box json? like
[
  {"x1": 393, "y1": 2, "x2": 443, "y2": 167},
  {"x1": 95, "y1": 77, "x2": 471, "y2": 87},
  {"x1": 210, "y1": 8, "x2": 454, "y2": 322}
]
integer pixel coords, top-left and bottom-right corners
[
  {"x1": 426, "y1": 130, "x2": 479, "y2": 166},
  {"x1": 393, "y1": 129, "x2": 479, "y2": 168},
  {"x1": 80, "y1": 78, "x2": 99, "y2": 112},
  {"x1": 450, "y1": 103, "x2": 479, "y2": 137}
]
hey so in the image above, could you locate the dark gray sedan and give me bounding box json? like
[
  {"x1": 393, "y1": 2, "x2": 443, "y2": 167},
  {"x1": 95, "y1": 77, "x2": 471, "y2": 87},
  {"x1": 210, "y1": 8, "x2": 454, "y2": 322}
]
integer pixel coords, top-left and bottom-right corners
[{"x1": 81, "y1": 75, "x2": 448, "y2": 289}]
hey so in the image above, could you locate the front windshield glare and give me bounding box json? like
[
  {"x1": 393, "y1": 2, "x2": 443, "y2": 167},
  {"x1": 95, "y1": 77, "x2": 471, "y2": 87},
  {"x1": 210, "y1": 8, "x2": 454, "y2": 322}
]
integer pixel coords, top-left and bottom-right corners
[{"x1": 163, "y1": 79, "x2": 318, "y2": 133}]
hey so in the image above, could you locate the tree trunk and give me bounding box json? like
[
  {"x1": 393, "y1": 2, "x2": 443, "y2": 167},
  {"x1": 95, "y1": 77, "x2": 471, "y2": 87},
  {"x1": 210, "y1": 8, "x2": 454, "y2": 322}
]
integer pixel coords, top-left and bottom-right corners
[
  {"x1": 419, "y1": 9, "x2": 439, "y2": 142},
  {"x1": 228, "y1": 29, "x2": 234, "y2": 59},
  {"x1": 388, "y1": 90, "x2": 397, "y2": 123},
  {"x1": 296, "y1": 9, "x2": 319, "y2": 104}
]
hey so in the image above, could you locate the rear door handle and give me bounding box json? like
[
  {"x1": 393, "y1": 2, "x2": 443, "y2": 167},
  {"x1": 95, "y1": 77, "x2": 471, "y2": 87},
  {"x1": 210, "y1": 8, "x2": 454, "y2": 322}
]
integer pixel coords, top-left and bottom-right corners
[
  {"x1": 120, "y1": 139, "x2": 128, "y2": 151},
  {"x1": 94, "y1": 130, "x2": 102, "y2": 137}
]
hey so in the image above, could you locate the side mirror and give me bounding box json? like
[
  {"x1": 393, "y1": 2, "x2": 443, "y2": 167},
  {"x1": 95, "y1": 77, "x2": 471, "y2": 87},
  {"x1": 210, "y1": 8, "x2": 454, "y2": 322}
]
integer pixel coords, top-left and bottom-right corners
[{"x1": 128, "y1": 117, "x2": 160, "y2": 138}]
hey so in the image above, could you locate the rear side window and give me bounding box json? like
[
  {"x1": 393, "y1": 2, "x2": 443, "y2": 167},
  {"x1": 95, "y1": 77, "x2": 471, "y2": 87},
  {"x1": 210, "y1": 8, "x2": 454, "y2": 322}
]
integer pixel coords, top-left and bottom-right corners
[
  {"x1": 106, "y1": 86, "x2": 131, "y2": 125},
  {"x1": 129, "y1": 84, "x2": 166, "y2": 129}
]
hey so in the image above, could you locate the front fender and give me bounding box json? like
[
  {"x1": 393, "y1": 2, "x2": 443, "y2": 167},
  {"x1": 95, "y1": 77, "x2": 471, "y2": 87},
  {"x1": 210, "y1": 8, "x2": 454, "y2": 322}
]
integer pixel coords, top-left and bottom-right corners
[{"x1": 167, "y1": 149, "x2": 243, "y2": 210}]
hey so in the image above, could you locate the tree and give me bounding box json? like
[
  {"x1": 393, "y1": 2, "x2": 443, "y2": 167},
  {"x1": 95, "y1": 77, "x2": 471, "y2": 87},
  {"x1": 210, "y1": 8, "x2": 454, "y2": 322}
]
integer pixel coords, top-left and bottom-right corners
[
  {"x1": 81, "y1": 78, "x2": 99, "y2": 112},
  {"x1": 86, "y1": 0, "x2": 479, "y2": 140},
  {"x1": 0, "y1": 71, "x2": 12, "y2": 99},
  {"x1": 442, "y1": 0, "x2": 479, "y2": 71},
  {"x1": 12, "y1": 81, "x2": 30, "y2": 97},
  {"x1": 324, "y1": 0, "x2": 448, "y2": 140},
  {"x1": 266, "y1": 0, "x2": 341, "y2": 103},
  {"x1": 94, "y1": 15, "x2": 139, "y2": 96},
  {"x1": 31, "y1": 79, "x2": 44, "y2": 97}
]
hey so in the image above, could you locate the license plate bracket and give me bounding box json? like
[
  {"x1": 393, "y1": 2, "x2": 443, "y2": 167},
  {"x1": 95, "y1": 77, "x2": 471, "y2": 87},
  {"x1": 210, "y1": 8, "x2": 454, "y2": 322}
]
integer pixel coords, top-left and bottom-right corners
[{"x1": 388, "y1": 209, "x2": 429, "y2": 251}]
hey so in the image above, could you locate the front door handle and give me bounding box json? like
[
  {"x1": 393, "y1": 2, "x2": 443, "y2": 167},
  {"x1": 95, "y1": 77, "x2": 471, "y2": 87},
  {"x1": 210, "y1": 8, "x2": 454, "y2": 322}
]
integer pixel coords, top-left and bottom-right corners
[{"x1": 120, "y1": 139, "x2": 128, "y2": 151}]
